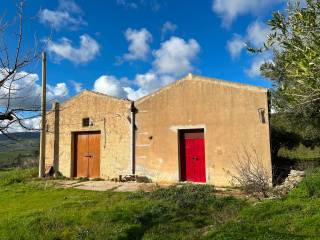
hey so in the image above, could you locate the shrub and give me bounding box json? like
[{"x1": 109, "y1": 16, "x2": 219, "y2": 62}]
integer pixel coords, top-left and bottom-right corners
[
  {"x1": 147, "y1": 184, "x2": 216, "y2": 208},
  {"x1": 230, "y1": 148, "x2": 272, "y2": 199}
]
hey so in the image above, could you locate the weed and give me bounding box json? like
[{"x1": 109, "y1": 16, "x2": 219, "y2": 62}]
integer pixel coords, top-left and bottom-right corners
[
  {"x1": 147, "y1": 184, "x2": 216, "y2": 208},
  {"x1": 78, "y1": 177, "x2": 89, "y2": 182},
  {"x1": 75, "y1": 228, "x2": 93, "y2": 240}
]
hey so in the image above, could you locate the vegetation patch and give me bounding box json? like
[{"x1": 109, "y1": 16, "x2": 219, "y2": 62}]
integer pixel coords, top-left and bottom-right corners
[
  {"x1": 1, "y1": 167, "x2": 320, "y2": 239},
  {"x1": 205, "y1": 168, "x2": 320, "y2": 239},
  {"x1": 0, "y1": 167, "x2": 37, "y2": 186},
  {"x1": 0, "y1": 168, "x2": 244, "y2": 240}
]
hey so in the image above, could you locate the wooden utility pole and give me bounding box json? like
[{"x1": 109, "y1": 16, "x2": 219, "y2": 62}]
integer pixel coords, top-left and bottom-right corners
[{"x1": 39, "y1": 52, "x2": 47, "y2": 177}]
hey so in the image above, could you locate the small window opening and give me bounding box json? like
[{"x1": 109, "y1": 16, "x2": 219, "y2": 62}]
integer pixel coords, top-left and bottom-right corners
[
  {"x1": 258, "y1": 108, "x2": 266, "y2": 124},
  {"x1": 82, "y1": 118, "x2": 92, "y2": 127}
]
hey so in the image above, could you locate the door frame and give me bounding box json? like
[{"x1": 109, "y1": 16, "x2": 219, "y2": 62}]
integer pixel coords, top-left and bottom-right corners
[
  {"x1": 72, "y1": 131, "x2": 101, "y2": 178},
  {"x1": 178, "y1": 128, "x2": 206, "y2": 183}
]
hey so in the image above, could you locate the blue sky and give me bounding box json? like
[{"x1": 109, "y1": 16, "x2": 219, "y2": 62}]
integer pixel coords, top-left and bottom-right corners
[{"x1": 2, "y1": 0, "x2": 288, "y2": 104}]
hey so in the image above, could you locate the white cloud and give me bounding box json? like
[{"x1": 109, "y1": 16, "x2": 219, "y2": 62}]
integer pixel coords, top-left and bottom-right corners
[
  {"x1": 122, "y1": 28, "x2": 152, "y2": 61},
  {"x1": 94, "y1": 36, "x2": 200, "y2": 101},
  {"x1": 123, "y1": 72, "x2": 175, "y2": 100},
  {"x1": 212, "y1": 0, "x2": 283, "y2": 27},
  {"x1": 224, "y1": 20, "x2": 272, "y2": 77},
  {"x1": 58, "y1": 0, "x2": 82, "y2": 13},
  {"x1": 23, "y1": 117, "x2": 41, "y2": 131},
  {"x1": 6, "y1": 116, "x2": 41, "y2": 133},
  {"x1": 161, "y1": 21, "x2": 177, "y2": 39},
  {"x1": 124, "y1": 36, "x2": 200, "y2": 100},
  {"x1": 245, "y1": 55, "x2": 272, "y2": 78},
  {"x1": 245, "y1": 59, "x2": 265, "y2": 78},
  {"x1": 227, "y1": 21, "x2": 269, "y2": 59},
  {"x1": 70, "y1": 80, "x2": 83, "y2": 93},
  {"x1": 246, "y1": 21, "x2": 270, "y2": 48},
  {"x1": 0, "y1": 70, "x2": 40, "y2": 110},
  {"x1": 226, "y1": 34, "x2": 246, "y2": 59},
  {"x1": 93, "y1": 72, "x2": 161, "y2": 101},
  {"x1": 47, "y1": 34, "x2": 100, "y2": 64},
  {"x1": 93, "y1": 75, "x2": 127, "y2": 98},
  {"x1": 153, "y1": 37, "x2": 200, "y2": 76},
  {"x1": 39, "y1": 0, "x2": 87, "y2": 30},
  {"x1": 0, "y1": 69, "x2": 69, "y2": 133},
  {"x1": 47, "y1": 83, "x2": 69, "y2": 100},
  {"x1": 116, "y1": 0, "x2": 161, "y2": 11},
  {"x1": 126, "y1": 73, "x2": 177, "y2": 100},
  {"x1": 0, "y1": 69, "x2": 68, "y2": 111},
  {"x1": 134, "y1": 72, "x2": 159, "y2": 92},
  {"x1": 116, "y1": 0, "x2": 138, "y2": 9},
  {"x1": 123, "y1": 87, "x2": 148, "y2": 101}
]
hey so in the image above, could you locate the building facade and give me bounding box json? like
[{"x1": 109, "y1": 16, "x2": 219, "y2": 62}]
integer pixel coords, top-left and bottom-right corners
[
  {"x1": 45, "y1": 74, "x2": 272, "y2": 186},
  {"x1": 45, "y1": 90, "x2": 132, "y2": 179}
]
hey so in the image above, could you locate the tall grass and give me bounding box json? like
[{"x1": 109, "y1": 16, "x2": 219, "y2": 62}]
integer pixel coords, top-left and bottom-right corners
[
  {"x1": 0, "y1": 167, "x2": 37, "y2": 186},
  {"x1": 289, "y1": 167, "x2": 320, "y2": 198}
]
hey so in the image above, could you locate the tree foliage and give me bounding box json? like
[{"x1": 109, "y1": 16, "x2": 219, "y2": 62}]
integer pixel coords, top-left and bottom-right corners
[{"x1": 250, "y1": 0, "x2": 320, "y2": 126}]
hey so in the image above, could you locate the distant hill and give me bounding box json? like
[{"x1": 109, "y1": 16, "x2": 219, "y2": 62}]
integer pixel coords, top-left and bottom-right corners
[
  {"x1": 0, "y1": 132, "x2": 40, "y2": 141},
  {"x1": 0, "y1": 132, "x2": 40, "y2": 168}
]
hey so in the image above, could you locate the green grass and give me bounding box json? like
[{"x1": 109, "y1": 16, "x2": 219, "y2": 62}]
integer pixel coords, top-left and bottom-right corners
[
  {"x1": 278, "y1": 144, "x2": 320, "y2": 161},
  {"x1": 0, "y1": 168, "x2": 244, "y2": 240},
  {"x1": 1, "y1": 168, "x2": 320, "y2": 240},
  {"x1": 205, "y1": 168, "x2": 320, "y2": 239},
  {"x1": 0, "y1": 150, "x2": 34, "y2": 161}
]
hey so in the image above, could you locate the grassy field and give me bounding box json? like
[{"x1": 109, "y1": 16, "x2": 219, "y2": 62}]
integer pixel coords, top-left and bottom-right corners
[{"x1": 1, "y1": 168, "x2": 320, "y2": 239}]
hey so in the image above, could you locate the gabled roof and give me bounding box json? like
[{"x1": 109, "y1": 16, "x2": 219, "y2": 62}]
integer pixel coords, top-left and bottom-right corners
[
  {"x1": 81, "y1": 89, "x2": 130, "y2": 102},
  {"x1": 58, "y1": 89, "x2": 130, "y2": 108},
  {"x1": 53, "y1": 74, "x2": 268, "y2": 109},
  {"x1": 135, "y1": 73, "x2": 268, "y2": 104}
]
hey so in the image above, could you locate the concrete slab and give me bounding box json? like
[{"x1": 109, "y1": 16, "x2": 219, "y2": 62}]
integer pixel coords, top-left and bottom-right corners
[
  {"x1": 53, "y1": 180, "x2": 248, "y2": 199},
  {"x1": 55, "y1": 180, "x2": 160, "y2": 192}
]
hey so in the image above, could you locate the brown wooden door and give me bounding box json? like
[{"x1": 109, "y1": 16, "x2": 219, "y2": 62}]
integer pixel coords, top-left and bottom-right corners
[{"x1": 74, "y1": 132, "x2": 100, "y2": 178}]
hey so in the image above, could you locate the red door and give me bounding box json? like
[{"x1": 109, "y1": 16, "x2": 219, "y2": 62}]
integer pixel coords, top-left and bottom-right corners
[{"x1": 180, "y1": 130, "x2": 206, "y2": 183}]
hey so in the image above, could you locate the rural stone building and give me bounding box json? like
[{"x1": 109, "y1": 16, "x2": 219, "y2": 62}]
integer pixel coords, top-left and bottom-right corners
[{"x1": 45, "y1": 74, "x2": 272, "y2": 186}]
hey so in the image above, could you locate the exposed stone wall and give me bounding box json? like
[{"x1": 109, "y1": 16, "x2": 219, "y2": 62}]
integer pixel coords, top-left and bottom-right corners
[
  {"x1": 45, "y1": 90, "x2": 131, "y2": 179},
  {"x1": 274, "y1": 170, "x2": 305, "y2": 196},
  {"x1": 134, "y1": 75, "x2": 272, "y2": 186}
]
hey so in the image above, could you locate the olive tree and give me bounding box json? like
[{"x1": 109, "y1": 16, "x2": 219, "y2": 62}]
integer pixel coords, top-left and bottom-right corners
[{"x1": 250, "y1": 0, "x2": 320, "y2": 127}]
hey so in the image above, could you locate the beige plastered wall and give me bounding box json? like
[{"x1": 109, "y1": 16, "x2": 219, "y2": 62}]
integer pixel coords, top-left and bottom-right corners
[{"x1": 134, "y1": 75, "x2": 272, "y2": 186}]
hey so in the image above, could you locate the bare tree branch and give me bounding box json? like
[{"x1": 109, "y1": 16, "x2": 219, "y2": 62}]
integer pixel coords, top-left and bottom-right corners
[{"x1": 0, "y1": 0, "x2": 43, "y2": 137}]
